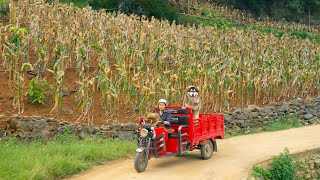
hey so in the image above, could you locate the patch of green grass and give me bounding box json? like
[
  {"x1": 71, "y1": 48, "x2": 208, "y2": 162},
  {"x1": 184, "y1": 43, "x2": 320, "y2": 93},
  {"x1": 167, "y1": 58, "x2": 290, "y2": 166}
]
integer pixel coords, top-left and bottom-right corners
[
  {"x1": 46, "y1": 0, "x2": 89, "y2": 8},
  {"x1": 0, "y1": 137, "x2": 136, "y2": 179},
  {"x1": 176, "y1": 14, "x2": 212, "y2": 26},
  {"x1": 176, "y1": 14, "x2": 233, "y2": 28},
  {"x1": 265, "y1": 117, "x2": 301, "y2": 132}
]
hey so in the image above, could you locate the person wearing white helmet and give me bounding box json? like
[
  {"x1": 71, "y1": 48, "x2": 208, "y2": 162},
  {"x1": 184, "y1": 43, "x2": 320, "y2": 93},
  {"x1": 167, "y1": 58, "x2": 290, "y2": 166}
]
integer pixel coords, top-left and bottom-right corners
[{"x1": 157, "y1": 99, "x2": 174, "y2": 134}]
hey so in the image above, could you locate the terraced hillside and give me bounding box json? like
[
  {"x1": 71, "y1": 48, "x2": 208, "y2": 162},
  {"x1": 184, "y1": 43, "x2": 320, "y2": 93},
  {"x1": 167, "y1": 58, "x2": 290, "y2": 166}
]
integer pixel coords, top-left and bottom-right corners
[{"x1": 0, "y1": 0, "x2": 319, "y2": 124}]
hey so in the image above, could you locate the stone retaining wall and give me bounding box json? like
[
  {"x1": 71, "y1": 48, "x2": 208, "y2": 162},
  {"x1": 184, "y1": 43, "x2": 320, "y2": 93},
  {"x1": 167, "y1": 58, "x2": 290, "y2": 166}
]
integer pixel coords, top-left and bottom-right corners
[
  {"x1": 0, "y1": 97, "x2": 319, "y2": 141},
  {"x1": 224, "y1": 97, "x2": 320, "y2": 131}
]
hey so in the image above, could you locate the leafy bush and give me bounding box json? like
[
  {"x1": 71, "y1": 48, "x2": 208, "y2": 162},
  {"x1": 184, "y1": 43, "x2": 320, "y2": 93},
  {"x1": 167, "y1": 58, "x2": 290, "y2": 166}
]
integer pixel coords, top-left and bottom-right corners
[
  {"x1": 26, "y1": 79, "x2": 51, "y2": 105},
  {"x1": 0, "y1": 0, "x2": 9, "y2": 17},
  {"x1": 139, "y1": 0, "x2": 178, "y2": 21},
  {"x1": 252, "y1": 148, "x2": 300, "y2": 180}
]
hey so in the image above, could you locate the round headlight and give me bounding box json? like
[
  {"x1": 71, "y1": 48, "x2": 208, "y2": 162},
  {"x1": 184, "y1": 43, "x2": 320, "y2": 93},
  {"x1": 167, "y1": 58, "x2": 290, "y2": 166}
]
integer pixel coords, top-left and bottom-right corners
[{"x1": 140, "y1": 128, "x2": 148, "y2": 138}]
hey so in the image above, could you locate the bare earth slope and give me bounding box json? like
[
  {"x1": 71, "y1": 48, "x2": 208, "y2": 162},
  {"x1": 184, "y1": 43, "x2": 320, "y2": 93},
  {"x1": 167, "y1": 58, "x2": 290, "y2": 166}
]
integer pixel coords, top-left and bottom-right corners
[{"x1": 69, "y1": 125, "x2": 320, "y2": 180}]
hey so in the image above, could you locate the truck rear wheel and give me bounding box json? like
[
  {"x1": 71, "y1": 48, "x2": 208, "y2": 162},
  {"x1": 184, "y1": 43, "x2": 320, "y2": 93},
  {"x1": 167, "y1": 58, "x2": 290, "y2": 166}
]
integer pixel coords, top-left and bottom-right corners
[
  {"x1": 134, "y1": 151, "x2": 148, "y2": 173},
  {"x1": 200, "y1": 140, "x2": 213, "y2": 160}
]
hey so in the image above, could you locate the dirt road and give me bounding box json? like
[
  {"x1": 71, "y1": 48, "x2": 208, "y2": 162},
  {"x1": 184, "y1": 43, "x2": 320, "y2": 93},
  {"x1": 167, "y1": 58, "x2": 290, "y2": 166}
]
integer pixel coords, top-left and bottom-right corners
[{"x1": 70, "y1": 125, "x2": 320, "y2": 180}]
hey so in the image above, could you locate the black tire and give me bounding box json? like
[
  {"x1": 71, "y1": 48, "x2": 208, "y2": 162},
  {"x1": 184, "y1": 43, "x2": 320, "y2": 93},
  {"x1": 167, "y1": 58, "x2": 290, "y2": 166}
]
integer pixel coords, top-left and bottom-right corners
[
  {"x1": 134, "y1": 151, "x2": 148, "y2": 173},
  {"x1": 200, "y1": 140, "x2": 213, "y2": 160}
]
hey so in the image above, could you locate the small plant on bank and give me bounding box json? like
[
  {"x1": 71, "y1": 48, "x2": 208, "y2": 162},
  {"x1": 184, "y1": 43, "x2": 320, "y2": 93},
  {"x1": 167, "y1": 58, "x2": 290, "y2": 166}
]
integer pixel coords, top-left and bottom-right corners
[
  {"x1": 26, "y1": 79, "x2": 51, "y2": 105},
  {"x1": 252, "y1": 148, "x2": 300, "y2": 180}
]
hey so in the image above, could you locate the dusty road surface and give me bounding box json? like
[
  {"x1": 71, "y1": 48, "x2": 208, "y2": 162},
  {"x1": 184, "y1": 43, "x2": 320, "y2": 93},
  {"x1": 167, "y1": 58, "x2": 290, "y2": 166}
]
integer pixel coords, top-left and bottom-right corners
[{"x1": 69, "y1": 125, "x2": 320, "y2": 180}]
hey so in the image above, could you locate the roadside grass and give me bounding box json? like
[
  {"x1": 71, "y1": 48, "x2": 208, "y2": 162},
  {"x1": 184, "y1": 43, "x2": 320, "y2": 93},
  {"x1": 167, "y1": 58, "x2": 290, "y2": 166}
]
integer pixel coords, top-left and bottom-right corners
[
  {"x1": 0, "y1": 136, "x2": 136, "y2": 180},
  {"x1": 225, "y1": 116, "x2": 302, "y2": 138},
  {"x1": 264, "y1": 117, "x2": 301, "y2": 132}
]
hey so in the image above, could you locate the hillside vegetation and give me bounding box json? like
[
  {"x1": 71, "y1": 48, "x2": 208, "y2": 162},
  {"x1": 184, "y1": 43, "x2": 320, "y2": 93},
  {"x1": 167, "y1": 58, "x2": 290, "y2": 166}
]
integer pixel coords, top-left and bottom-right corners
[{"x1": 0, "y1": 0, "x2": 319, "y2": 123}]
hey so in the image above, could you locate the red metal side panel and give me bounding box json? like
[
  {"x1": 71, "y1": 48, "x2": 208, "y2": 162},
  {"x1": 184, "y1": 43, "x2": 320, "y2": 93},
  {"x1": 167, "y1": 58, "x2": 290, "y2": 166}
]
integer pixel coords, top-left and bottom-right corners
[
  {"x1": 154, "y1": 128, "x2": 168, "y2": 156},
  {"x1": 193, "y1": 114, "x2": 224, "y2": 144}
]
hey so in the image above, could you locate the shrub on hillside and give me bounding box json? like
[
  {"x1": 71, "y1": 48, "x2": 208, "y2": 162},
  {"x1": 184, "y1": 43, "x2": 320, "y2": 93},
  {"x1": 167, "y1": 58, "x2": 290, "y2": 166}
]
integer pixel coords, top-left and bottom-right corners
[
  {"x1": 87, "y1": 0, "x2": 178, "y2": 21},
  {"x1": 26, "y1": 79, "x2": 51, "y2": 105},
  {"x1": 0, "y1": 0, "x2": 9, "y2": 17}
]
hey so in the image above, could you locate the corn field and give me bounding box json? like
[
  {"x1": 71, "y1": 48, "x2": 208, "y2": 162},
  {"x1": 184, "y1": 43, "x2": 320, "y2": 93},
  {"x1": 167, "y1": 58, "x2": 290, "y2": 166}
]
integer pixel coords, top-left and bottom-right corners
[
  {"x1": 170, "y1": 0, "x2": 320, "y2": 33},
  {"x1": 0, "y1": 0, "x2": 319, "y2": 124}
]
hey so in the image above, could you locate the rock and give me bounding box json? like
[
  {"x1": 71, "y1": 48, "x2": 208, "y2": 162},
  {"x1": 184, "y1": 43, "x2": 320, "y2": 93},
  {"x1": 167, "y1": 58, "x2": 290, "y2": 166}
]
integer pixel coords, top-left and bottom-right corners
[
  {"x1": 224, "y1": 114, "x2": 234, "y2": 123},
  {"x1": 101, "y1": 125, "x2": 111, "y2": 131},
  {"x1": 232, "y1": 108, "x2": 242, "y2": 114},
  {"x1": 0, "y1": 120, "x2": 8, "y2": 130},
  {"x1": 119, "y1": 131, "x2": 136, "y2": 141},
  {"x1": 309, "y1": 117, "x2": 319, "y2": 124},
  {"x1": 307, "y1": 109, "x2": 317, "y2": 116},
  {"x1": 91, "y1": 126, "x2": 100, "y2": 134},
  {"x1": 62, "y1": 108, "x2": 74, "y2": 115},
  {"x1": 292, "y1": 98, "x2": 303, "y2": 106},
  {"x1": 76, "y1": 125, "x2": 83, "y2": 131},
  {"x1": 0, "y1": 130, "x2": 7, "y2": 138},
  {"x1": 234, "y1": 113, "x2": 248, "y2": 120},
  {"x1": 45, "y1": 117, "x2": 56, "y2": 122},
  {"x1": 279, "y1": 104, "x2": 290, "y2": 112},
  {"x1": 310, "y1": 170, "x2": 317, "y2": 179},
  {"x1": 304, "y1": 114, "x2": 313, "y2": 120},
  {"x1": 251, "y1": 112, "x2": 259, "y2": 119},
  {"x1": 314, "y1": 159, "x2": 320, "y2": 168},
  {"x1": 302, "y1": 121, "x2": 309, "y2": 125},
  {"x1": 289, "y1": 107, "x2": 296, "y2": 113},
  {"x1": 9, "y1": 118, "x2": 21, "y2": 131},
  {"x1": 19, "y1": 123, "x2": 33, "y2": 132},
  {"x1": 62, "y1": 88, "x2": 70, "y2": 96},
  {"x1": 305, "y1": 173, "x2": 311, "y2": 179},
  {"x1": 230, "y1": 124, "x2": 240, "y2": 131},
  {"x1": 111, "y1": 123, "x2": 121, "y2": 131},
  {"x1": 122, "y1": 122, "x2": 139, "y2": 131},
  {"x1": 40, "y1": 130, "x2": 54, "y2": 140},
  {"x1": 247, "y1": 105, "x2": 259, "y2": 112},
  {"x1": 32, "y1": 116, "x2": 42, "y2": 120},
  {"x1": 265, "y1": 106, "x2": 276, "y2": 114},
  {"x1": 243, "y1": 110, "x2": 252, "y2": 120},
  {"x1": 263, "y1": 116, "x2": 270, "y2": 120},
  {"x1": 269, "y1": 112, "x2": 278, "y2": 117},
  {"x1": 105, "y1": 130, "x2": 119, "y2": 138},
  {"x1": 236, "y1": 120, "x2": 248, "y2": 128},
  {"x1": 0, "y1": 95, "x2": 5, "y2": 102},
  {"x1": 289, "y1": 113, "x2": 296, "y2": 116}
]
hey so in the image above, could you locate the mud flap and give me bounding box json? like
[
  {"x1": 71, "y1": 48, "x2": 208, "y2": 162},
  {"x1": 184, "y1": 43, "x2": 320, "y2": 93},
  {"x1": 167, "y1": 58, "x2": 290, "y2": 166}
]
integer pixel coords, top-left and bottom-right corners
[{"x1": 213, "y1": 140, "x2": 217, "y2": 152}]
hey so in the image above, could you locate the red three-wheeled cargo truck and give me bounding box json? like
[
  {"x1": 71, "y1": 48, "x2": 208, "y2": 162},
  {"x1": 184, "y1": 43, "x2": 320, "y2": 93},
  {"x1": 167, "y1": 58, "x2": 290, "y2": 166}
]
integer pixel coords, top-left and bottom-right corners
[{"x1": 134, "y1": 106, "x2": 225, "y2": 172}]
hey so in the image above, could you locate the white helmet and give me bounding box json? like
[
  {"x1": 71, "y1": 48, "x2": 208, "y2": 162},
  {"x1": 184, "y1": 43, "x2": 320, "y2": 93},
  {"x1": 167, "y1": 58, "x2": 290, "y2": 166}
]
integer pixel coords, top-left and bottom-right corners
[{"x1": 158, "y1": 99, "x2": 167, "y2": 105}]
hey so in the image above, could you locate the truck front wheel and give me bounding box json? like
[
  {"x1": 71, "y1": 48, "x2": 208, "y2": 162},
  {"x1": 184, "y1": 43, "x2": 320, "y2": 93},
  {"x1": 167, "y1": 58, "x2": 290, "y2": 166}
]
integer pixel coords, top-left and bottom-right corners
[
  {"x1": 134, "y1": 151, "x2": 148, "y2": 173},
  {"x1": 200, "y1": 140, "x2": 213, "y2": 160}
]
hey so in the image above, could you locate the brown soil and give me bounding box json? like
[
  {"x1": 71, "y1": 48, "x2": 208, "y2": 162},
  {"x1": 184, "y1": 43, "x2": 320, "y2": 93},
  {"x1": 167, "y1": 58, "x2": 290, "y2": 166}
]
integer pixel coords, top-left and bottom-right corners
[
  {"x1": 0, "y1": 65, "x2": 137, "y2": 126},
  {"x1": 68, "y1": 125, "x2": 320, "y2": 180}
]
